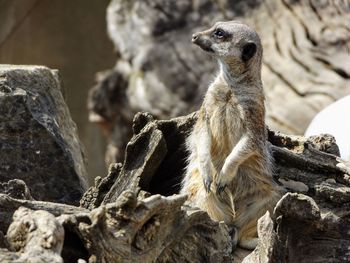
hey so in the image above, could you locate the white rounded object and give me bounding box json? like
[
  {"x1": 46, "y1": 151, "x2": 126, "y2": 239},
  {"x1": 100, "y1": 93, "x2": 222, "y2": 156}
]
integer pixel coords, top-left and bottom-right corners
[{"x1": 305, "y1": 95, "x2": 350, "y2": 161}]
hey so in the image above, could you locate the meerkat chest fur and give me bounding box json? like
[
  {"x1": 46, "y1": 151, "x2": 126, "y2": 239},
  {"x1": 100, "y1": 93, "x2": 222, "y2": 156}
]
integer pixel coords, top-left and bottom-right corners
[
  {"x1": 202, "y1": 72, "x2": 265, "y2": 173},
  {"x1": 205, "y1": 75, "x2": 246, "y2": 158}
]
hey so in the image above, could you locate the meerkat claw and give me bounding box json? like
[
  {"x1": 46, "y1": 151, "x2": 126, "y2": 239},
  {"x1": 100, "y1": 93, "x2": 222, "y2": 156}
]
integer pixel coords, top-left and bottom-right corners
[
  {"x1": 216, "y1": 183, "x2": 227, "y2": 195},
  {"x1": 203, "y1": 178, "x2": 212, "y2": 193}
]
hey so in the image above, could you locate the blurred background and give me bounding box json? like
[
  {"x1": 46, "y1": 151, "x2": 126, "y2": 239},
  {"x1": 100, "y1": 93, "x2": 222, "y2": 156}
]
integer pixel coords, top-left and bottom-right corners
[
  {"x1": 0, "y1": 0, "x2": 115, "y2": 182},
  {"x1": 1, "y1": 0, "x2": 349, "y2": 184}
]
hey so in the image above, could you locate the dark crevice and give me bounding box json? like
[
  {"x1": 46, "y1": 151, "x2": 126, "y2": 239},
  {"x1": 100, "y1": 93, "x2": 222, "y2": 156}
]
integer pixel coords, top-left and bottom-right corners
[
  {"x1": 314, "y1": 56, "x2": 350, "y2": 79},
  {"x1": 61, "y1": 229, "x2": 89, "y2": 262},
  {"x1": 332, "y1": 0, "x2": 344, "y2": 15},
  {"x1": 273, "y1": 30, "x2": 283, "y2": 56},
  {"x1": 308, "y1": 0, "x2": 323, "y2": 21},
  {"x1": 290, "y1": 26, "x2": 300, "y2": 51},
  {"x1": 332, "y1": 68, "x2": 350, "y2": 79},
  {"x1": 289, "y1": 48, "x2": 317, "y2": 76},
  {"x1": 308, "y1": 79, "x2": 333, "y2": 87},
  {"x1": 263, "y1": 60, "x2": 306, "y2": 97},
  {"x1": 281, "y1": 0, "x2": 318, "y2": 46}
]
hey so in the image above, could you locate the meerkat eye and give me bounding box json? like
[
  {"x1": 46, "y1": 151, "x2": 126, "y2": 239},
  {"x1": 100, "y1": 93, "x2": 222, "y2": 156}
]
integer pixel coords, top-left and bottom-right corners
[
  {"x1": 241, "y1": 42, "x2": 257, "y2": 62},
  {"x1": 214, "y1": 29, "x2": 226, "y2": 39}
]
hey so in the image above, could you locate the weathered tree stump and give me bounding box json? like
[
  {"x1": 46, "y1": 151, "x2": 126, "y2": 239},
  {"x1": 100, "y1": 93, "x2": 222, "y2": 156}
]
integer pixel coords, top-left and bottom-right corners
[
  {"x1": 78, "y1": 112, "x2": 350, "y2": 262},
  {"x1": 1, "y1": 111, "x2": 350, "y2": 262},
  {"x1": 0, "y1": 207, "x2": 65, "y2": 263}
]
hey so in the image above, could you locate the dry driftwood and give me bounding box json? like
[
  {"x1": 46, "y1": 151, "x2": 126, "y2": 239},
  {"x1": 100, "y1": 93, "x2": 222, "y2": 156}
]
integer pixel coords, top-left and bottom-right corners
[
  {"x1": 0, "y1": 207, "x2": 65, "y2": 263},
  {"x1": 79, "y1": 112, "x2": 350, "y2": 262},
  {"x1": 1, "y1": 189, "x2": 232, "y2": 263},
  {"x1": 1, "y1": 112, "x2": 350, "y2": 262}
]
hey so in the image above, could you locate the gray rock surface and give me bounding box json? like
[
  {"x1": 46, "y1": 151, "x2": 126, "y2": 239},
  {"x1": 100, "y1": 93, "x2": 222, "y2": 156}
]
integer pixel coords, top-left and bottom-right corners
[
  {"x1": 0, "y1": 179, "x2": 33, "y2": 200},
  {"x1": 0, "y1": 65, "x2": 87, "y2": 204},
  {"x1": 89, "y1": 0, "x2": 350, "y2": 165}
]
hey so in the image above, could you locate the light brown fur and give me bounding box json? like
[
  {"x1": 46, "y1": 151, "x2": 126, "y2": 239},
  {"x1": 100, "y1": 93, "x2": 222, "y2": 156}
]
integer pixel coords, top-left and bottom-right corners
[{"x1": 181, "y1": 21, "x2": 281, "y2": 249}]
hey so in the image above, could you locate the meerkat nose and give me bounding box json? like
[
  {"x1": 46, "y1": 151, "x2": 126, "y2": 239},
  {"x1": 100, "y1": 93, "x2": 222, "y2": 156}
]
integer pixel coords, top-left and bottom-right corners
[{"x1": 192, "y1": 33, "x2": 199, "y2": 43}]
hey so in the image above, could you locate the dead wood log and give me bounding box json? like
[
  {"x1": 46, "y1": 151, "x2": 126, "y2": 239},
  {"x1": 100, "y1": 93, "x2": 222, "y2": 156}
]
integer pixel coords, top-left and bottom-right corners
[
  {"x1": 68, "y1": 191, "x2": 231, "y2": 263},
  {"x1": 1, "y1": 112, "x2": 350, "y2": 262},
  {"x1": 0, "y1": 207, "x2": 65, "y2": 263},
  {"x1": 80, "y1": 112, "x2": 350, "y2": 262},
  {"x1": 0, "y1": 193, "x2": 88, "y2": 234}
]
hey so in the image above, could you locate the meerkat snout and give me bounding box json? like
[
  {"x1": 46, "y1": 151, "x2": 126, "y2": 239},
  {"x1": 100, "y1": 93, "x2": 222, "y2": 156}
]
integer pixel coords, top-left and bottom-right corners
[
  {"x1": 192, "y1": 33, "x2": 199, "y2": 42},
  {"x1": 192, "y1": 32, "x2": 215, "y2": 53}
]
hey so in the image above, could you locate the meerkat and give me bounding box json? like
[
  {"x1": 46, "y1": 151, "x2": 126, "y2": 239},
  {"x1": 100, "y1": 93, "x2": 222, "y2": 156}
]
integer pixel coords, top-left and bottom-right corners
[{"x1": 180, "y1": 21, "x2": 281, "y2": 249}]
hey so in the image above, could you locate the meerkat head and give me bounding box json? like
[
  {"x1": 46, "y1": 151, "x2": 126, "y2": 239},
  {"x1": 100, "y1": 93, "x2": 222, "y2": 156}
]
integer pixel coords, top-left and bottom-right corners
[{"x1": 192, "y1": 21, "x2": 262, "y2": 79}]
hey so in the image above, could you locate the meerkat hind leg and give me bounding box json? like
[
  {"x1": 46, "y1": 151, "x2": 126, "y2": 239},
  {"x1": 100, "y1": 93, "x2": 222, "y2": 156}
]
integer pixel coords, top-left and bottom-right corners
[
  {"x1": 236, "y1": 212, "x2": 260, "y2": 250},
  {"x1": 239, "y1": 237, "x2": 259, "y2": 250},
  {"x1": 228, "y1": 225, "x2": 238, "y2": 250},
  {"x1": 197, "y1": 124, "x2": 214, "y2": 192}
]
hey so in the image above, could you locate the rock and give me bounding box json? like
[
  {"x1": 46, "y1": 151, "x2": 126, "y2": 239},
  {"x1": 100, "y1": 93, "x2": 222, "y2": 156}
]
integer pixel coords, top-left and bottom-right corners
[
  {"x1": 0, "y1": 65, "x2": 87, "y2": 204},
  {"x1": 0, "y1": 179, "x2": 33, "y2": 200},
  {"x1": 89, "y1": 0, "x2": 350, "y2": 165}
]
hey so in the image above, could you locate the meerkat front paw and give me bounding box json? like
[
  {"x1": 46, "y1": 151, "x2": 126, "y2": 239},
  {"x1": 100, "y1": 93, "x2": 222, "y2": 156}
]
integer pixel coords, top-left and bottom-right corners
[
  {"x1": 203, "y1": 176, "x2": 212, "y2": 193},
  {"x1": 216, "y1": 164, "x2": 237, "y2": 194},
  {"x1": 201, "y1": 168, "x2": 213, "y2": 193},
  {"x1": 199, "y1": 160, "x2": 214, "y2": 193},
  {"x1": 216, "y1": 171, "x2": 229, "y2": 194}
]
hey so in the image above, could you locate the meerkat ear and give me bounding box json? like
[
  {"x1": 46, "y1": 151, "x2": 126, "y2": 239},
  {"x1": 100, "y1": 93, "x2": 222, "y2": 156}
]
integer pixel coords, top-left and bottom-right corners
[{"x1": 241, "y1": 42, "x2": 257, "y2": 62}]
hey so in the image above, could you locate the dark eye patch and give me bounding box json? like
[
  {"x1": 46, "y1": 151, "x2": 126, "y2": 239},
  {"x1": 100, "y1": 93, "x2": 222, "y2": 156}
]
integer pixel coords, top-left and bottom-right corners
[{"x1": 241, "y1": 42, "x2": 257, "y2": 62}]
